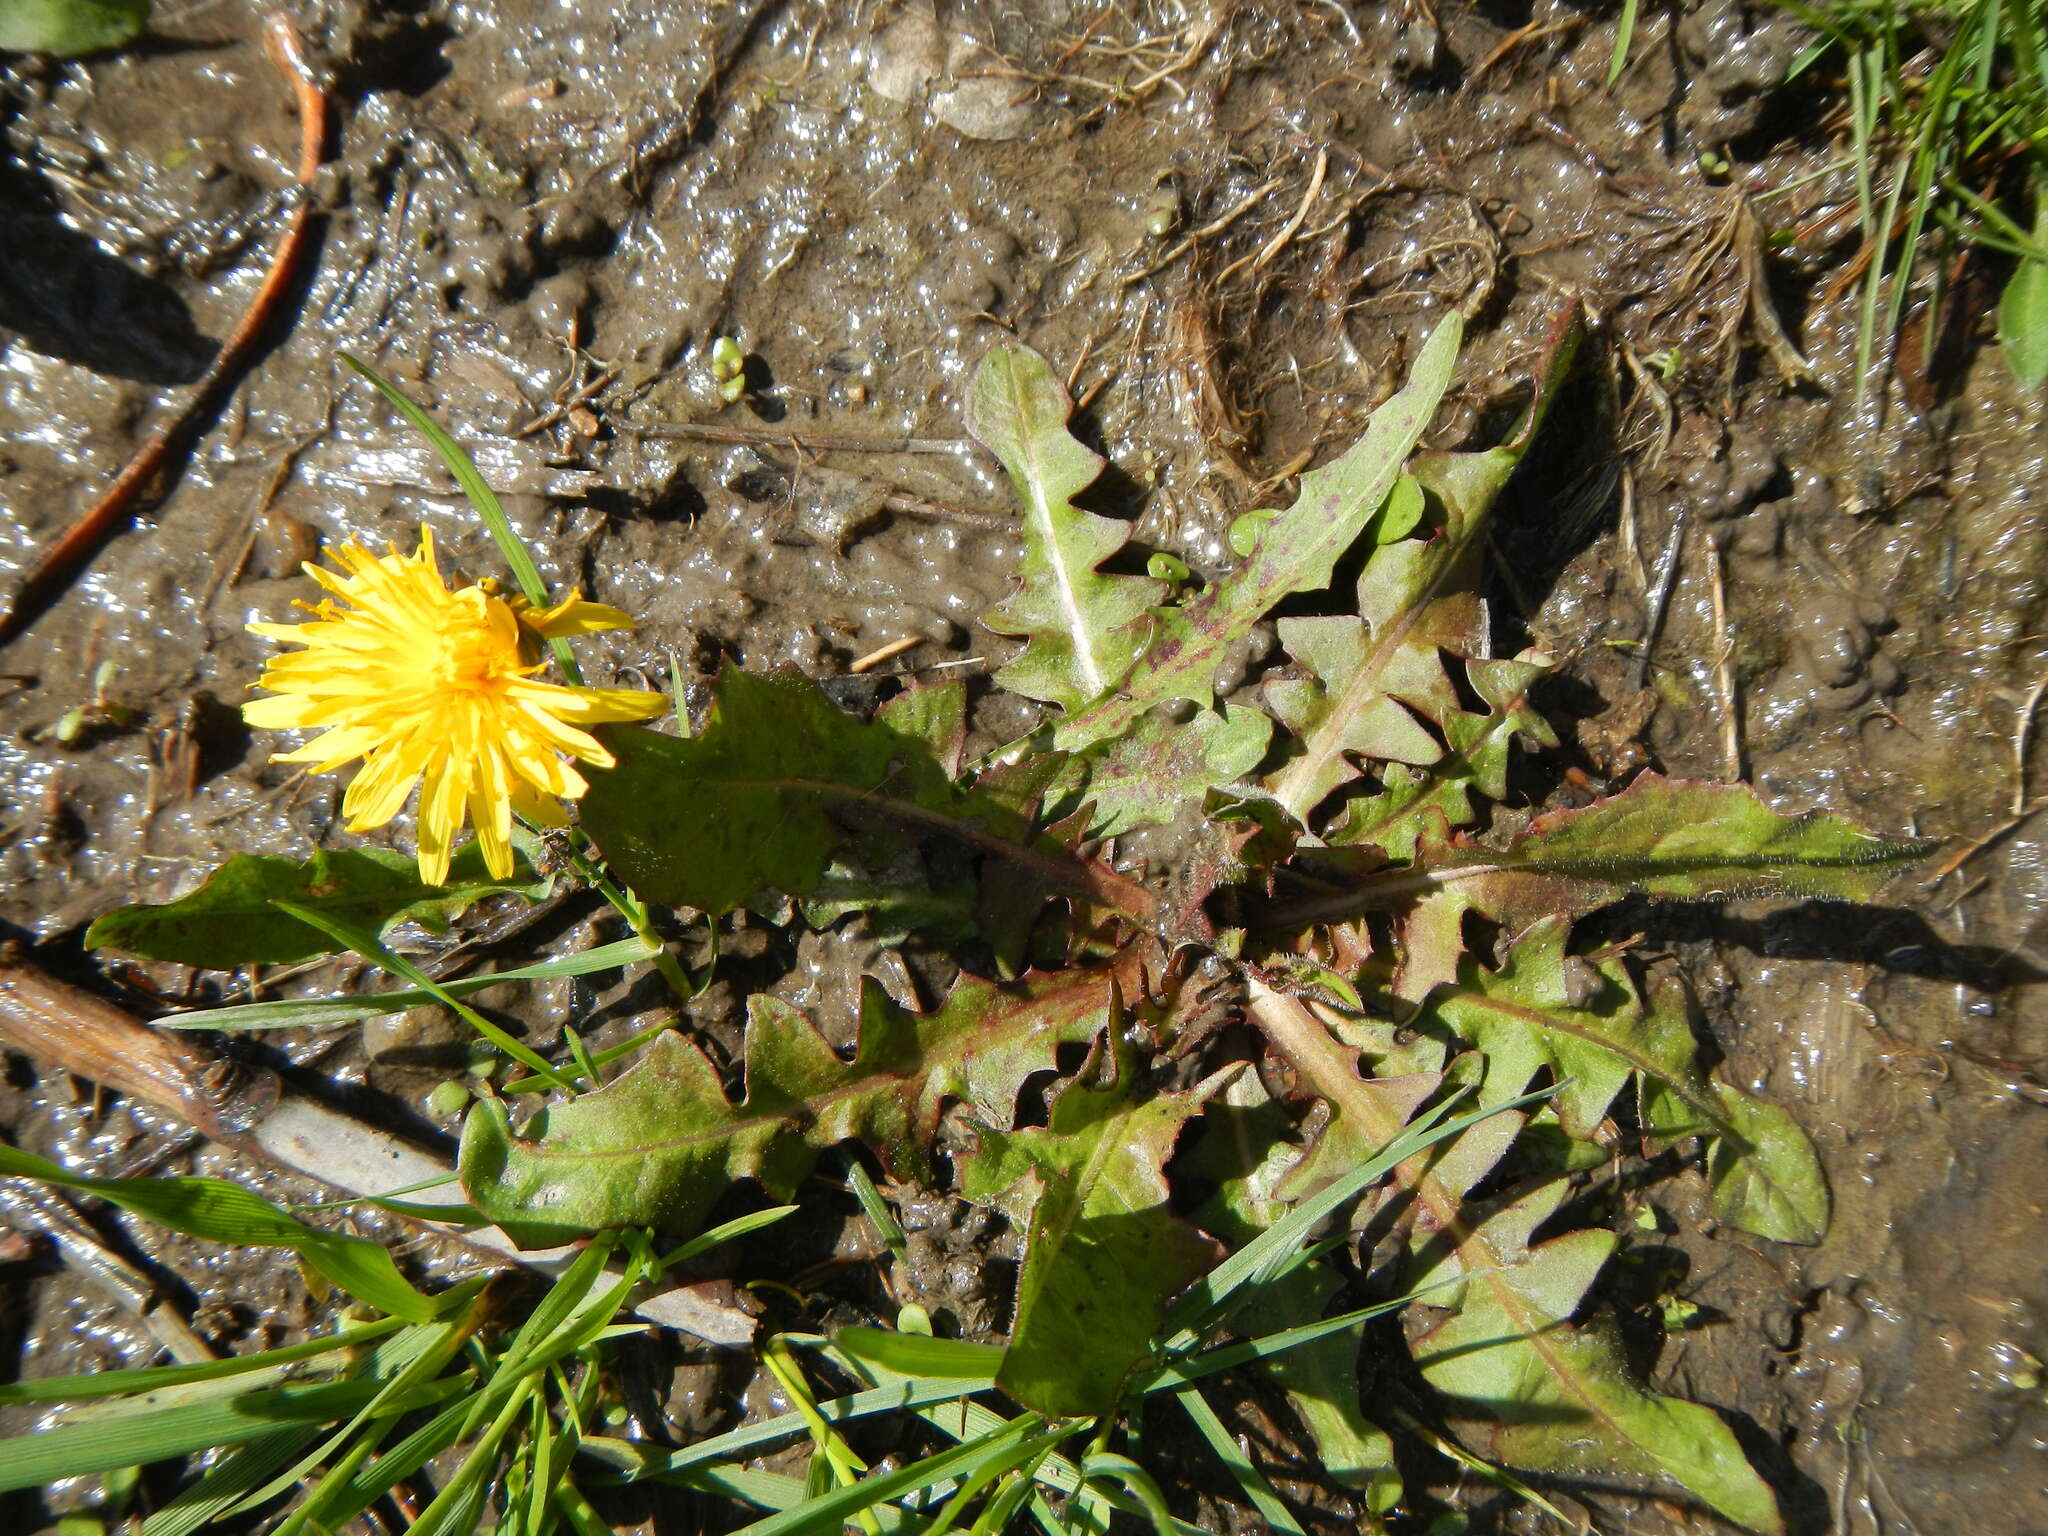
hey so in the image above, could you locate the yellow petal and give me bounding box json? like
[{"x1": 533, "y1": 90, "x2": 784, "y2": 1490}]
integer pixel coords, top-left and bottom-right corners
[
  {"x1": 415, "y1": 761, "x2": 470, "y2": 887},
  {"x1": 511, "y1": 679, "x2": 669, "y2": 725},
  {"x1": 510, "y1": 784, "x2": 569, "y2": 827},
  {"x1": 271, "y1": 723, "x2": 386, "y2": 773},
  {"x1": 343, "y1": 747, "x2": 426, "y2": 831},
  {"x1": 468, "y1": 788, "x2": 515, "y2": 879},
  {"x1": 242, "y1": 693, "x2": 324, "y2": 730},
  {"x1": 521, "y1": 591, "x2": 637, "y2": 639}
]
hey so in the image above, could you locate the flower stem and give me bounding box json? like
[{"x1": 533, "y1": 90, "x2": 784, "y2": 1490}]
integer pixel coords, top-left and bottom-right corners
[{"x1": 554, "y1": 829, "x2": 698, "y2": 1003}]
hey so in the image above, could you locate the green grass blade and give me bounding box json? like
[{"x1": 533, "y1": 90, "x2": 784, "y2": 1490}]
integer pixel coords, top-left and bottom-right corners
[
  {"x1": 271, "y1": 898, "x2": 578, "y2": 1091},
  {"x1": 0, "y1": 1378, "x2": 460, "y2": 1494},
  {"x1": 732, "y1": 1417, "x2": 1048, "y2": 1536},
  {"x1": 496, "y1": 1232, "x2": 619, "y2": 1376},
  {"x1": 1159, "y1": 1083, "x2": 1553, "y2": 1350},
  {"x1": 588, "y1": 1376, "x2": 1002, "y2": 1483},
  {"x1": 338, "y1": 352, "x2": 579, "y2": 680},
  {"x1": 835, "y1": 1328, "x2": 1008, "y2": 1380},
  {"x1": 1173, "y1": 1387, "x2": 1306, "y2": 1536},
  {"x1": 0, "y1": 1317, "x2": 402, "y2": 1406},
  {"x1": 1078, "y1": 1453, "x2": 1175, "y2": 1536},
  {"x1": 158, "y1": 938, "x2": 658, "y2": 1031},
  {"x1": 314, "y1": 1394, "x2": 478, "y2": 1529},
  {"x1": 655, "y1": 1204, "x2": 801, "y2": 1270},
  {"x1": 140, "y1": 1429, "x2": 324, "y2": 1536},
  {"x1": 222, "y1": 1291, "x2": 495, "y2": 1516},
  {"x1": 1606, "y1": 0, "x2": 1643, "y2": 85},
  {"x1": 0, "y1": 1145, "x2": 433, "y2": 1323}
]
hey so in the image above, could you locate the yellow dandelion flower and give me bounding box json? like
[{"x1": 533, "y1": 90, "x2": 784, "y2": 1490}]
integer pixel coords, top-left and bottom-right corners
[{"x1": 244, "y1": 527, "x2": 667, "y2": 886}]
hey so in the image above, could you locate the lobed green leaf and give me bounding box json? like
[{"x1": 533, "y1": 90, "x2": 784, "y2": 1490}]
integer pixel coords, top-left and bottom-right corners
[
  {"x1": 969, "y1": 341, "x2": 1164, "y2": 714},
  {"x1": 959, "y1": 1071, "x2": 1229, "y2": 1417},
  {"x1": 1053, "y1": 314, "x2": 1465, "y2": 753},
  {"x1": 460, "y1": 956, "x2": 1154, "y2": 1246}
]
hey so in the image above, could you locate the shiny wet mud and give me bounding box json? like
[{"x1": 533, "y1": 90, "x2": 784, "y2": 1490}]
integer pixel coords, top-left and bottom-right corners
[{"x1": 2, "y1": 3, "x2": 2044, "y2": 1532}]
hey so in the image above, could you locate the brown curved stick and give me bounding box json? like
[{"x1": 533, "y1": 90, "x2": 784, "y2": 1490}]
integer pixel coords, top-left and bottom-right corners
[
  {"x1": 0, "y1": 14, "x2": 329, "y2": 647},
  {"x1": 0, "y1": 951, "x2": 279, "y2": 1144}
]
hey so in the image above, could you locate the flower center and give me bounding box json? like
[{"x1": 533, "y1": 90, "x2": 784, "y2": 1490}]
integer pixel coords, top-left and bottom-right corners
[{"x1": 432, "y1": 600, "x2": 516, "y2": 693}]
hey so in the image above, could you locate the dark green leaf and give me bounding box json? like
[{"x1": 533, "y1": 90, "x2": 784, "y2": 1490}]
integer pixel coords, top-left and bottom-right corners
[
  {"x1": 580, "y1": 667, "x2": 1149, "y2": 924},
  {"x1": 580, "y1": 668, "x2": 970, "y2": 916},
  {"x1": 86, "y1": 843, "x2": 546, "y2": 969}
]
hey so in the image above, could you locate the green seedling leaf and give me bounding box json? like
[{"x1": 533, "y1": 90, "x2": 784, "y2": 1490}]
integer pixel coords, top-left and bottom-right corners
[
  {"x1": 0, "y1": 0, "x2": 149, "y2": 55},
  {"x1": 1247, "y1": 986, "x2": 1781, "y2": 1532},
  {"x1": 1065, "y1": 702, "x2": 1272, "y2": 837},
  {"x1": 0, "y1": 1146, "x2": 434, "y2": 1321},
  {"x1": 580, "y1": 667, "x2": 1152, "y2": 924},
  {"x1": 461, "y1": 954, "x2": 1155, "y2": 1246},
  {"x1": 959, "y1": 1071, "x2": 1230, "y2": 1418},
  {"x1": 969, "y1": 341, "x2": 1164, "y2": 713},
  {"x1": 834, "y1": 1328, "x2": 1008, "y2": 1379},
  {"x1": 1054, "y1": 314, "x2": 1465, "y2": 753},
  {"x1": 87, "y1": 843, "x2": 546, "y2": 969},
  {"x1": 1444, "y1": 774, "x2": 1933, "y2": 924}
]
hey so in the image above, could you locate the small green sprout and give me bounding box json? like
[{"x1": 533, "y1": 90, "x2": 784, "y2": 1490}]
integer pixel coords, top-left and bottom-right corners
[{"x1": 710, "y1": 336, "x2": 747, "y2": 403}]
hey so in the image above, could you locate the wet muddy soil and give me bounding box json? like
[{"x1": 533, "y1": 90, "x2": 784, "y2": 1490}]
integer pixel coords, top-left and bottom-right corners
[{"x1": 2, "y1": 2, "x2": 2046, "y2": 1532}]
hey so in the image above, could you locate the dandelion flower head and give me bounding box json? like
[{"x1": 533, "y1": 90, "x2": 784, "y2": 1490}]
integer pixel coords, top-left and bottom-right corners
[{"x1": 244, "y1": 527, "x2": 666, "y2": 885}]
